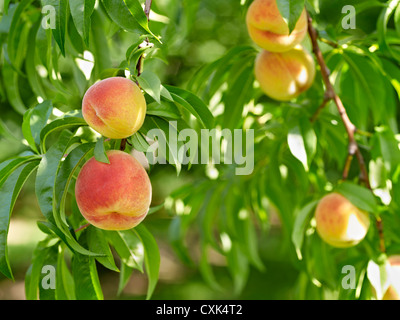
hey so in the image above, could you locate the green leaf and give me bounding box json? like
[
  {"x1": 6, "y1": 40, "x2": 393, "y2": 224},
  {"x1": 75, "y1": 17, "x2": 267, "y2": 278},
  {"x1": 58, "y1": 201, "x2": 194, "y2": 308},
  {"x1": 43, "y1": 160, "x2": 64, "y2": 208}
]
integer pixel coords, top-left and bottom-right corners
[
  {"x1": 0, "y1": 156, "x2": 39, "y2": 189},
  {"x1": 25, "y1": 21, "x2": 48, "y2": 99},
  {"x1": 0, "y1": 160, "x2": 39, "y2": 279},
  {"x1": 36, "y1": 130, "x2": 75, "y2": 224},
  {"x1": 8, "y1": 0, "x2": 34, "y2": 68},
  {"x1": 25, "y1": 238, "x2": 54, "y2": 300},
  {"x1": 146, "y1": 101, "x2": 181, "y2": 119},
  {"x1": 199, "y1": 242, "x2": 222, "y2": 291},
  {"x1": 137, "y1": 70, "x2": 161, "y2": 104},
  {"x1": 39, "y1": 243, "x2": 58, "y2": 300},
  {"x1": 106, "y1": 230, "x2": 144, "y2": 272},
  {"x1": 69, "y1": 0, "x2": 96, "y2": 46},
  {"x1": 221, "y1": 63, "x2": 254, "y2": 129},
  {"x1": 55, "y1": 142, "x2": 95, "y2": 226},
  {"x1": 165, "y1": 85, "x2": 214, "y2": 129},
  {"x1": 395, "y1": 3, "x2": 400, "y2": 37},
  {"x1": 72, "y1": 253, "x2": 104, "y2": 300},
  {"x1": 228, "y1": 244, "x2": 250, "y2": 295},
  {"x1": 148, "y1": 203, "x2": 165, "y2": 215},
  {"x1": 101, "y1": 0, "x2": 155, "y2": 38},
  {"x1": 22, "y1": 101, "x2": 53, "y2": 153},
  {"x1": 41, "y1": 0, "x2": 68, "y2": 56},
  {"x1": 276, "y1": 0, "x2": 305, "y2": 33},
  {"x1": 39, "y1": 117, "x2": 87, "y2": 153},
  {"x1": 288, "y1": 117, "x2": 317, "y2": 172},
  {"x1": 117, "y1": 261, "x2": 134, "y2": 296},
  {"x1": 291, "y1": 200, "x2": 319, "y2": 260},
  {"x1": 56, "y1": 246, "x2": 76, "y2": 300},
  {"x1": 2, "y1": 60, "x2": 26, "y2": 115},
  {"x1": 334, "y1": 182, "x2": 378, "y2": 214},
  {"x1": 288, "y1": 125, "x2": 308, "y2": 171},
  {"x1": 141, "y1": 116, "x2": 184, "y2": 174},
  {"x1": 134, "y1": 224, "x2": 160, "y2": 300},
  {"x1": 87, "y1": 227, "x2": 119, "y2": 272},
  {"x1": 377, "y1": 0, "x2": 400, "y2": 62},
  {"x1": 94, "y1": 137, "x2": 110, "y2": 164},
  {"x1": 367, "y1": 259, "x2": 391, "y2": 300},
  {"x1": 130, "y1": 131, "x2": 150, "y2": 153},
  {"x1": 36, "y1": 132, "x2": 100, "y2": 257}
]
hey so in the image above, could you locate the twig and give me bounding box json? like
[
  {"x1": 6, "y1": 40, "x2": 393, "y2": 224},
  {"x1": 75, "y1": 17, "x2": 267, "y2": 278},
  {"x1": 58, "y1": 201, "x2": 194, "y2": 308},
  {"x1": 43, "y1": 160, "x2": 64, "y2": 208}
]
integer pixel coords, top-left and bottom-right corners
[
  {"x1": 307, "y1": 12, "x2": 385, "y2": 253},
  {"x1": 310, "y1": 93, "x2": 333, "y2": 123}
]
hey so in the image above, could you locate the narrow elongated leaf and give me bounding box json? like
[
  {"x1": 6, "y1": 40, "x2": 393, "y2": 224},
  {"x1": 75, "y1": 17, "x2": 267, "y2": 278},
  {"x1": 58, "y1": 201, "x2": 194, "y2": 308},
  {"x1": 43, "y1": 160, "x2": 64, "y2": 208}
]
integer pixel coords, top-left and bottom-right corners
[
  {"x1": 137, "y1": 70, "x2": 161, "y2": 104},
  {"x1": 39, "y1": 117, "x2": 87, "y2": 153},
  {"x1": 0, "y1": 160, "x2": 39, "y2": 279},
  {"x1": 0, "y1": 156, "x2": 39, "y2": 188},
  {"x1": 291, "y1": 200, "x2": 319, "y2": 260},
  {"x1": 221, "y1": 63, "x2": 254, "y2": 129},
  {"x1": 101, "y1": 0, "x2": 154, "y2": 36},
  {"x1": 8, "y1": 0, "x2": 34, "y2": 67},
  {"x1": 2, "y1": 61, "x2": 26, "y2": 115},
  {"x1": 276, "y1": 0, "x2": 305, "y2": 33},
  {"x1": 134, "y1": 224, "x2": 160, "y2": 300},
  {"x1": 165, "y1": 86, "x2": 214, "y2": 129},
  {"x1": 36, "y1": 130, "x2": 74, "y2": 224},
  {"x1": 94, "y1": 137, "x2": 110, "y2": 164},
  {"x1": 117, "y1": 262, "x2": 134, "y2": 296},
  {"x1": 106, "y1": 230, "x2": 144, "y2": 272},
  {"x1": 26, "y1": 21, "x2": 47, "y2": 99},
  {"x1": 72, "y1": 252, "x2": 104, "y2": 300},
  {"x1": 55, "y1": 142, "x2": 95, "y2": 225},
  {"x1": 130, "y1": 131, "x2": 151, "y2": 153},
  {"x1": 288, "y1": 116, "x2": 317, "y2": 171},
  {"x1": 25, "y1": 238, "x2": 53, "y2": 300},
  {"x1": 87, "y1": 227, "x2": 119, "y2": 272},
  {"x1": 22, "y1": 101, "x2": 53, "y2": 153},
  {"x1": 288, "y1": 125, "x2": 308, "y2": 170},
  {"x1": 335, "y1": 182, "x2": 378, "y2": 213},
  {"x1": 39, "y1": 243, "x2": 58, "y2": 300}
]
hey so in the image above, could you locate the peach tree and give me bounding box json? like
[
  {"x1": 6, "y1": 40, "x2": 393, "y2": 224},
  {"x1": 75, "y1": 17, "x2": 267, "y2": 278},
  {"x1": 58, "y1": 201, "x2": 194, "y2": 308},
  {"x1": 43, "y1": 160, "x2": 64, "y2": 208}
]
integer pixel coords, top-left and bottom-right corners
[{"x1": 0, "y1": 0, "x2": 399, "y2": 300}]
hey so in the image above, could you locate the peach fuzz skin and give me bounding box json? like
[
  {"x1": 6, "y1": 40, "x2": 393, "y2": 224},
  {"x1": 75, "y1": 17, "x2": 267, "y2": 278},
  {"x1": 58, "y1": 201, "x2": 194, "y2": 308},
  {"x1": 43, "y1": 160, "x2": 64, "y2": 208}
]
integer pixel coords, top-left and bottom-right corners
[
  {"x1": 75, "y1": 150, "x2": 152, "y2": 231},
  {"x1": 82, "y1": 77, "x2": 147, "y2": 139},
  {"x1": 246, "y1": 0, "x2": 307, "y2": 52},
  {"x1": 254, "y1": 46, "x2": 315, "y2": 101},
  {"x1": 315, "y1": 193, "x2": 370, "y2": 248}
]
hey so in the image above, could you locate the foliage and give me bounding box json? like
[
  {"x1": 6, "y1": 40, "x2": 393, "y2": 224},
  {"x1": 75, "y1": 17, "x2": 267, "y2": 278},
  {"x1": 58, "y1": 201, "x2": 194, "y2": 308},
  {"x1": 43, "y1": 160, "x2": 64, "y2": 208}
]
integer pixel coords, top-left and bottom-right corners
[{"x1": 0, "y1": 0, "x2": 399, "y2": 300}]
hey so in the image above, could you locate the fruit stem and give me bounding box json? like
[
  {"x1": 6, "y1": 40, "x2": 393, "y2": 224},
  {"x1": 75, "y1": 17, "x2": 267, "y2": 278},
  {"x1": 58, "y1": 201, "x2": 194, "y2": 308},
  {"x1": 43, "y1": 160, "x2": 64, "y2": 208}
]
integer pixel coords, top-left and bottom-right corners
[{"x1": 307, "y1": 11, "x2": 386, "y2": 253}]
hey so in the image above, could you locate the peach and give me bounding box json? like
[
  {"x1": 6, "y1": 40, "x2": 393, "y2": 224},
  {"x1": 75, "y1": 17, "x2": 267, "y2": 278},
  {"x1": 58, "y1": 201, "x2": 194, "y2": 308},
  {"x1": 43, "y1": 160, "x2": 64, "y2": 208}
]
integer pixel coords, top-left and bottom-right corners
[
  {"x1": 82, "y1": 77, "x2": 147, "y2": 139},
  {"x1": 382, "y1": 256, "x2": 400, "y2": 300},
  {"x1": 75, "y1": 150, "x2": 152, "y2": 230},
  {"x1": 254, "y1": 46, "x2": 315, "y2": 101},
  {"x1": 315, "y1": 193, "x2": 370, "y2": 248},
  {"x1": 246, "y1": 0, "x2": 308, "y2": 52}
]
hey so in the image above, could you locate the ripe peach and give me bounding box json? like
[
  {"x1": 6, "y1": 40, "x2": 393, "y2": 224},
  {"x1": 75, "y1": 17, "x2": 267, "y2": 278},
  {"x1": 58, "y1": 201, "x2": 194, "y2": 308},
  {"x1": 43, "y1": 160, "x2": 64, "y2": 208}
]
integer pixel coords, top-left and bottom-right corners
[
  {"x1": 254, "y1": 46, "x2": 315, "y2": 101},
  {"x1": 82, "y1": 77, "x2": 147, "y2": 139},
  {"x1": 246, "y1": 0, "x2": 308, "y2": 52},
  {"x1": 315, "y1": 193, "x2": 370, "y2": 248},
  {"x1": 75, "y1": 150, "x2": 152, "y2": 230},
  {"x1": 382, "y1": 256, "x2": 400, "y2": 300}
]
